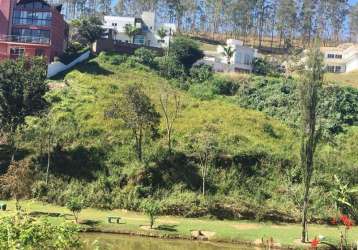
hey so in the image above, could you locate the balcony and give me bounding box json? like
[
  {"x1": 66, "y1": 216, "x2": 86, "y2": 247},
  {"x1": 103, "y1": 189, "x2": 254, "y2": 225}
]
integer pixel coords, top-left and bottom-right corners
[{"x1": 0, "y1": 35, "x2": 50, "y2": 45}]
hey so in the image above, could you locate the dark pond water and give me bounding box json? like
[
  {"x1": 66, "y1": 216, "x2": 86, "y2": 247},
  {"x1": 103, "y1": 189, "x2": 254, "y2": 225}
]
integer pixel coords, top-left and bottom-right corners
[{"x1": 82, "y1": 233, "x2": 256, "y2": 250}]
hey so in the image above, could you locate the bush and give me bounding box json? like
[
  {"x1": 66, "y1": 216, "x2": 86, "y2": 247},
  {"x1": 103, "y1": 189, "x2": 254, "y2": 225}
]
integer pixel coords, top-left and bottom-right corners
[
  {"x1": 134, "y1": 48, "x2": 157, "y2": 67},
  {"x1": 98, "y1": 52, "x2": 127, "y2": 65},
  {"x1": 65, "y1": 41, "x2": 85, "y2": 55},
  {"x1": 66, "y1": 196, "x2": 84, "y2": 223},
  {"x1": 0, "y1": 213, "x2": 81, "y2": 249},
  {"x1": 169, "y1": 36, "x2": 204, "y2": 70},
  {"x1": 211, "y1": 77, "x2": 239, "y2": 96},
  {"x1": 156, "y1": 56, "x2": 186, "y2": 79},
  {"x1": 190, "y1": 64, "x2": 213, "y2": 82},
  {"x1": 141, "y1": 199, "x2": 161, "y2": 229},
  {"x1": 252, "y1": 58, "x2": 283, "y2": 77},
  {"x1": 189, "y1": 83, "x2": 215, "y2": 100}
]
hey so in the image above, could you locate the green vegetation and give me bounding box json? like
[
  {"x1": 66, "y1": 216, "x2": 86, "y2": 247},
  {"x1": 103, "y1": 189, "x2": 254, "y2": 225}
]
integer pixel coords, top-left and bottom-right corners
[
  {"x1": 0, "y1": 210, "x2": 80, "y2": 249},
  {"x1": 1, "y1": 35, "x2": 358, "y2": 248},
  {"x1": 141, "y1": 199, "x2": 161, "y2": 229},
  {"x1": 1, "y1": 200, "x2": 357, "y2": 248},
  {"x1": 66, "y1": 196, "x2": 84, "y2": 223},
  {"x1": 70, "y1": 16, "x2": 104, "y2": 46}
]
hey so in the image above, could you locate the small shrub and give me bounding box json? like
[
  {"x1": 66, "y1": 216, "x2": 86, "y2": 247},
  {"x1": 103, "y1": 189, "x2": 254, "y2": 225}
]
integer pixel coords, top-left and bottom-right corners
[
  {"x1": 189, "y1": 84, "x2": 215, "y2": 100},
  {"x1": 156, "y1": 56, "x2": 186, "y2": 79},
  {"x1": 190, "y1": 64, "x2": 213, "y2": 82},
  {"x1": 98, "y1": 52, "x2": 127, "y2": 65},
  {"x1": 66, "y1": 196, "x2": 84, "y2": 223},
  {"x1": 211, "y1": 77, "x2": 239, "y2": 96},
  {"x1": 141, "y1": 199, "x2": 161, "y2": 229},
  {"x1": 263, "y1": 123, "x2": 279, "y2": 138},
  {"x1": 134, "y1": 48, "x2": 157, "y2": 67}
]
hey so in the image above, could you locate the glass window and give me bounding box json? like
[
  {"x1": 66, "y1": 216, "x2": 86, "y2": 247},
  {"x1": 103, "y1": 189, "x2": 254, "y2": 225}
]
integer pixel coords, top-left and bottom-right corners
[
  {"x1": 244, "y1": 54, "x2": 252, "y2": 65},
  {"x1": 335, "y1": 54, "x2": 342, "y2": 59},
  {"x1": 10, "y1": 48, "x2": 25, "y2": 59},
  {"x1": 134, "y1": 35, "x2": 145, "y2": 45},
  {"x1": 327, "y1": 54, "x2": 335, "y2": 59},
  {"x1": 335, "y1": 66, "x2": 342, "y2": 72},
  {"x1": 12, "y1": 10, "x2": 52, "y2": 27},
  {"x1": 11, "y1": 28, "x2": 50, "y2": 44},
  {"x1": 327, "y1": 66, "x2": 335, "y2": 72}
]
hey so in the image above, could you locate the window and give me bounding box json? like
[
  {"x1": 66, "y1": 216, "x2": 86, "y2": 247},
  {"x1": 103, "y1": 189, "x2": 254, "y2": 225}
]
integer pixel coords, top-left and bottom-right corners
[
  {"x1": 335, "y1": 54, "x2": 342, "y2": 59},
  {"x1": 13, "y1": 10, "x2": 52, "y2": 26},
  {"x1": 17, "y1": 1, "x2": 49, "y2": 9},
  {"x1": 327, "y1": 66, "x2": 335, "y2": 72},
  {"x1": 112, "y1": 23, "x2": 117, "y2": 26},
  {"x1": 134, "y1": 35, "x2": 145, "y2": 45},
  {"x1": 335, "y1": 66, "x2": 342, "y2": 72},
  {"x1": 235, "y1": 53, "x2": 241, "y2": 64},
  {"x1": 327, "y1": 54, "x2": 335, "y2": 59},
  {"x1": 10, "y1": 48, "x2": 25, "y2": 59},
  {"x1": 12, "y1": 28, "x2": 50, "y2": 44},
  {"x1": 35, "y1": 48, "x2": 45, "y2": 56},
  {"x1": 244, "y1": 54, "x2": 252, "y2": 65}
]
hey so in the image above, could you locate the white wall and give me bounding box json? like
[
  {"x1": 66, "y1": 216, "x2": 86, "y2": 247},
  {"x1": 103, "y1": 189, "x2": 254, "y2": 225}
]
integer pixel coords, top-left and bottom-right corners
[
  {"x1": 47, "y1": 50, "x2": 90, "y2": 78},
  {"x1": 346, "y1": 56, "x2": 358, "y2": 72}
]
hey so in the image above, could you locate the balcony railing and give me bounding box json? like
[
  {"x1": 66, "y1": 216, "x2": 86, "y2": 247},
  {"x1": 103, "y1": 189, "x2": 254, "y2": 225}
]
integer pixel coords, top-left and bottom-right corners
[{"x1": 0, "y1": 35, "x2": 50, "y2": 45}]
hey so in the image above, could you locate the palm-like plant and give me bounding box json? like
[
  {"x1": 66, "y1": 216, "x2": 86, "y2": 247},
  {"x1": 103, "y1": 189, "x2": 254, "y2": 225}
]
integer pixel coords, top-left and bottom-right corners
[
  {"x1": 332, "y1": 175, "x2": 358, "y2": 218},
  {"x1": 157, "y1": 27, "x2": 167, "y2": 42},
  {"x1": 221, "y1": 46, "x2": 236, "y2": 65},
  {"x1": 124, "y1": 23, "x2": 141, "y2": 44}
]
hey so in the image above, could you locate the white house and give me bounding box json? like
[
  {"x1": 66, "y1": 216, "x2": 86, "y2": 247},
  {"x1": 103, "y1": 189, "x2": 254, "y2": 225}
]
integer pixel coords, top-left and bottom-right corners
[
  {"x1": 321, "y1": 43, "x2": 358, "y2": 73},
  {"x1": 102, "y1": 12, "x2": 175, "y2": 48},
  {"x1": 199, "y1": 39, "x2": 257, "y2": 72}
]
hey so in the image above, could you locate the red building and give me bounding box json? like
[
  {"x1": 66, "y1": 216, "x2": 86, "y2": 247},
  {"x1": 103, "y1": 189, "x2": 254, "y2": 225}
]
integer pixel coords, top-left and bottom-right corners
[{"x1": 0, "y1": 0, "x2": 68, "y2": 62}]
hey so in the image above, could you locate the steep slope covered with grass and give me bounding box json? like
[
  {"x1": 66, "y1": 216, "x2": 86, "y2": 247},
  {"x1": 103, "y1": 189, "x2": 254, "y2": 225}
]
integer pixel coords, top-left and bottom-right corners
[{"x1": 9, "y1": 54, "x2": 357, "y2": 222}]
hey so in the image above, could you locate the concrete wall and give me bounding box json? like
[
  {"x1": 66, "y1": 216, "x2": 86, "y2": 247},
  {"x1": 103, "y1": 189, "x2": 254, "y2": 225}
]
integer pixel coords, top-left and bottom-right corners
[
  {"x1": 93, "y1": 39, "x2": 164, "y2": 55},
  {"x1": 346, "y1": 55, "x2": 358, "y2": 73},
  {"x1": 47, "y1": 50, "x2": 90, "y2": 78}
]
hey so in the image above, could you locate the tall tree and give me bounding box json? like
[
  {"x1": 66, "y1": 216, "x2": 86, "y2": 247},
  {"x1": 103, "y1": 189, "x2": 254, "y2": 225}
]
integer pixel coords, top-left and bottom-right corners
[
  {"x1": 107, "y1": 84, "x2": 161, "y2": 161},
  {"x1": 327, "y1": 0, "x2": 349, "y2": 42},
  {"x1": 71, "y1": 16, "x2": 104, "y2": 45},
  {"x1": 349, "y1": 2, "x2": 358, "y2": 42},
  {"x1": 276, "y1": 0, "x2": 297, "y2": 48},
  {"x1": 0, "y1": 57, "x2": 48, "y2": 161},
  {"x1": 191, "y1": 125, "x2": 218, "y2": 196},
  {"x1": 299, "y1": 0, "x2": 317, "y2": 46},
  {"x1": 159, "y1": 87, "x2": 181, "y2": 153},
  {"x1": 299, "y1": 42, "x2": 324, "y2": 243}
]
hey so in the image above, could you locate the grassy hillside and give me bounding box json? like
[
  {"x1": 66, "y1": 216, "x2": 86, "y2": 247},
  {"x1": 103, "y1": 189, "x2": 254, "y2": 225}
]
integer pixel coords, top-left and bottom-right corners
[
  {"x1": 4, "y1": 53, "x2": 356, "y2": 224},
  {"x1": 325, "y1": 71, "x2": 358, "y2": 88}
]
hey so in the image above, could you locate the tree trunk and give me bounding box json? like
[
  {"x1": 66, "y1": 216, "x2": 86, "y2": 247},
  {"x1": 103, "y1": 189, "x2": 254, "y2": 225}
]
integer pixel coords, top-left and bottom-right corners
[
  {"x1": 137, "y1": 129, "x2": 143, "y2": 161},
  {"x1": 45, "y1": 136, "x2": 50, "y2": 185},
  {"x1": 301, "y1": 179, "x2": 310, "y2": 242},
  {"x1": 202, "y1": 176, "x2": 205, "y2": 196}
]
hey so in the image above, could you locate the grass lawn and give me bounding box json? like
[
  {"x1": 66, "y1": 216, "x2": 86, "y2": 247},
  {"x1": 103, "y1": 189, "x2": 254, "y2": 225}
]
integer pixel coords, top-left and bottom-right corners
[
  {"x1": 0, "y1": 200, "x2": 355, "y2": 249},
  {"x1": 325, "y1": 71, "x2": 358, "y2": 88},
  {"x1": 199, "y1": 41, "x2": 219, "y2": 52}
]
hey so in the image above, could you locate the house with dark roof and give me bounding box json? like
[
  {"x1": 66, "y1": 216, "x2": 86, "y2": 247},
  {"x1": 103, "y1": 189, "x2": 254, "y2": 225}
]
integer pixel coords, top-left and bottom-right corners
[{"x1": 0, "y1": 0, "x2": 68, "y2": 62}]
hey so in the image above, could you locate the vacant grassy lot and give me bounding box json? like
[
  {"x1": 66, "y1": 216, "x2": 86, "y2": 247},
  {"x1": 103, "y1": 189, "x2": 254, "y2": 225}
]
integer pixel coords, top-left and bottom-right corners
[
  {"x1": 325, "y1": 71, "x2": 358, "y2": 88},
  {"x1": 0, "y1": 200, "x2": 355, "y2": 249}
]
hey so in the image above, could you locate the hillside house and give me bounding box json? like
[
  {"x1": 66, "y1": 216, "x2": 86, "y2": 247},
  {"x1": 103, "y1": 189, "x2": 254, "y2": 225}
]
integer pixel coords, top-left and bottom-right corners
[
  {"x1": 102, "y1": 12, "x2": 175, "y2": 48},
  {"x1": 199, "y1": 39, "x2": 257, "y2": 73},
  {"x1": 0, "y1": 0, "x2": 68, "y2": 62},
  {"x1": 321, "y1": 43, "x2": 358, "y2": 73}
]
